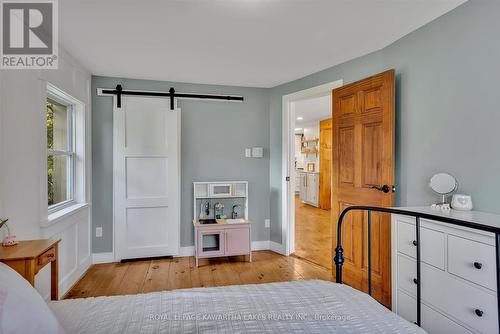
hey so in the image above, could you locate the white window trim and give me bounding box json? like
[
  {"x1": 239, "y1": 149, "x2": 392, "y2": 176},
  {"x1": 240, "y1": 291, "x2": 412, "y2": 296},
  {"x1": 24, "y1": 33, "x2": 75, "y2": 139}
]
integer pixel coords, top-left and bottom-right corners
[{"x1": 45, "y1": 83, "x2": 87, "y2": 222}]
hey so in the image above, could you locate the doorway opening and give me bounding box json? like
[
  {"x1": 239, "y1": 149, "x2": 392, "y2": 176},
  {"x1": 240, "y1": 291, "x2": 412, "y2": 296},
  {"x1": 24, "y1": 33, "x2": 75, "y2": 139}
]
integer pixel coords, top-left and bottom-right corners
[
  {"x1": 281, "y1": 80, "x2": 343, "y2": 262},
  {"x1": 293, "y1": 96, "x2": 333, "y2": 268}
]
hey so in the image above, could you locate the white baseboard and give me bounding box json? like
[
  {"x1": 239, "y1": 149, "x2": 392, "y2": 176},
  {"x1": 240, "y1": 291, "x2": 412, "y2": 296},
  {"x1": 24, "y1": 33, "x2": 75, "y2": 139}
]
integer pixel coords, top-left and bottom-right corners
[
  {"x1": 177, "y1": 241, "x2": 272, "y2": 257},
  {"x1": 93, "y1": 241, "x2": 284, "y2": 263},
  {"x1": 251, "y1": 240, "x2": 270, "y2": 251},
  {"x1": 270, "y1": 241, "x2": 286, "y2": 255},
  {"x1": 59, "y1": 255, "x2": 91, "y2": 298},
  {"x1": 92, "y1": 252, "x2": 116, "y2": 264},
  {"x1": 177, "y1": 246, "x2": 195, "y2": 257}
]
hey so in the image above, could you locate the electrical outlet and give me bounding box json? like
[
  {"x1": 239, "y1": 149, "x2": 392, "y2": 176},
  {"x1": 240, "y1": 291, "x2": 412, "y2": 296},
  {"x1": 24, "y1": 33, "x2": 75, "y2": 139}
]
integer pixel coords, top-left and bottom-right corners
[
  {"x1": 96, "y1": 227, "x2": 103, "y2": 238},
  {"x1": 265, "y1": 219, "x2": 270, "y2": 228}
]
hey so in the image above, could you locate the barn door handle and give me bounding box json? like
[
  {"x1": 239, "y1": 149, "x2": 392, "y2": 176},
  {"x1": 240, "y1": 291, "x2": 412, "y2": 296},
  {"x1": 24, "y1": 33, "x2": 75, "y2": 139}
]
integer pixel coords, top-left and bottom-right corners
[{"x1": 371, "y1": 185, "x2": 394, "y2": 193}]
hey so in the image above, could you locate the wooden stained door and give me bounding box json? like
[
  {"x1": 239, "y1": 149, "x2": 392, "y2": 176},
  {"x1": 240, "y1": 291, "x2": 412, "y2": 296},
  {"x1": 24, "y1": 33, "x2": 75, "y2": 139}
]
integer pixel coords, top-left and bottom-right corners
[
  {"x1": 331, "y1": 70, "x2": 395, "y2": 307},
  {"x1": 319, "y1": 118, "x2": 332, "y2": 210}
]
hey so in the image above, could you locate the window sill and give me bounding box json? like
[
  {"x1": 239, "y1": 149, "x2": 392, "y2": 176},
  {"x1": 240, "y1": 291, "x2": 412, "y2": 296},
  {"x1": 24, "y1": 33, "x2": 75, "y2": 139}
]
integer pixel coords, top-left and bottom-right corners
[{"x1": 42, "y1": 203, "x2": 89, "y2": 228}]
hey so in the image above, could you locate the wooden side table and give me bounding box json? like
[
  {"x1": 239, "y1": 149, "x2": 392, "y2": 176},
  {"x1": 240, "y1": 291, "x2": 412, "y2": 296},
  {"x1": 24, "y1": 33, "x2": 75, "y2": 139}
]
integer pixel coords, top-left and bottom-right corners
[{"x1": 0, "y1": 239, "x2": 61, "y2": 300}]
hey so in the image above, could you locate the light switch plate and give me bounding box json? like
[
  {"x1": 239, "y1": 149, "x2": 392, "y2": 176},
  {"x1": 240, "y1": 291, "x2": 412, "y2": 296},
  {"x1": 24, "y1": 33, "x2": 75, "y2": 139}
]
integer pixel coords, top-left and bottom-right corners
[
  {"x1": 252, "y1": 147, "x2": 263, "y2": 158},
  {"x1": 265, "y1": 219, "x2": 270, "y2": 228},
  {"x1": 96, "y1": 227, "x2": 103, "y2": 238}
]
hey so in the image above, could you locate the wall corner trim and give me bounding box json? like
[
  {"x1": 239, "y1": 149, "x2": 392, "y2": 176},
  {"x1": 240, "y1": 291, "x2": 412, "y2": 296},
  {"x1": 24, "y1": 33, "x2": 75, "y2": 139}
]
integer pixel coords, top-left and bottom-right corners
[{"x1": 270, "y1": 241, "x2": 286, "y2": 255}]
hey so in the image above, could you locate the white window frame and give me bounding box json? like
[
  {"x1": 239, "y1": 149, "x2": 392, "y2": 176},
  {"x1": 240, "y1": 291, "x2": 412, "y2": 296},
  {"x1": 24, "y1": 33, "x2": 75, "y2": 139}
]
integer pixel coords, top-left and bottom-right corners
[{"x1": 47, "y1": 85, "x2": 78, "y2": 214}]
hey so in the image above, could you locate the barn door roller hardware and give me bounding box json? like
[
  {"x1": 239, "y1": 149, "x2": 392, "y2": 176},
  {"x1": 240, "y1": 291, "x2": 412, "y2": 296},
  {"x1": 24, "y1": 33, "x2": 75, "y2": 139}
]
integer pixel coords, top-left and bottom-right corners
[{"x1": 99, "y1": 85, "x2": 244, "y2": 110}]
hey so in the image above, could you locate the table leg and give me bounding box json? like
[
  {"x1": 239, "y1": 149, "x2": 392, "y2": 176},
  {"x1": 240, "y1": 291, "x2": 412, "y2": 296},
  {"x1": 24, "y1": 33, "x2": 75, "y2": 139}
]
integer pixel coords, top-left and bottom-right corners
[
  {"x1": 51, "y1": 246, "x2": 58, "y2": 300},
  {"x1": 25, "y1": 259, "x2": 36, "y2": 286}
]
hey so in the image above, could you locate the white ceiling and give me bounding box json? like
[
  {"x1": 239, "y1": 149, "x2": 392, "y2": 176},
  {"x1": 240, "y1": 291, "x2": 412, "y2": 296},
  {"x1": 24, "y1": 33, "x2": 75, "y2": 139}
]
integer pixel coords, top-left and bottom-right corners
[
  {"x1": 294, "y1": 95, "x2": 331, "y2": 127},
  {"x1": 60, "y1": 0, "x2": 466, "y2": 88}
]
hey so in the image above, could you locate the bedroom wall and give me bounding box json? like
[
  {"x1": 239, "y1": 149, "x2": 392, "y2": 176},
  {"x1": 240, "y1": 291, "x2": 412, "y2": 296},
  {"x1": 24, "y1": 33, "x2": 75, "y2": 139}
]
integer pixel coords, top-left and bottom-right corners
[
  {"x1": 269, "y1": 0, "x2": 500, "y2": 243},
  {"x1": 91, "y1": 76, "x2": 270, "y2": 254},
  {"x1": 0, "y1": 48, "x2": 92, "y2": 298}
]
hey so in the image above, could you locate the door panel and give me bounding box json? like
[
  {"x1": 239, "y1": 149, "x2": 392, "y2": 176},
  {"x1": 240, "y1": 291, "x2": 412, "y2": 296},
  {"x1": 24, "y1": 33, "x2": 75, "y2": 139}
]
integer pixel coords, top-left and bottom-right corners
[
  {"x1": 114, "y1": 96, "x2": 180, "y2": 260},
  {"x1": 332, "y1": 70, "x2": 395, "y2": 307},
  {"x1": 339, "y1": 126, "x2": 355, "y2": 186},
  {"x1": 361, "y1": 122, "x2": 383, "y2": 187},
  {"x1": 125, "y1": 157, "x2": 168, "y2": 198},
  {"x1": 362, "y1": 87, "x2": 382, "y2": 112},
  {"x1": 124, "y1": 105, "x2": 167, "y2": 150},
  {"x1": 126, "y1": 207, "x2": 170, "y2": 248},
  {"x1": 339, "y1": 94, "x2": 357, "y2": 117}
]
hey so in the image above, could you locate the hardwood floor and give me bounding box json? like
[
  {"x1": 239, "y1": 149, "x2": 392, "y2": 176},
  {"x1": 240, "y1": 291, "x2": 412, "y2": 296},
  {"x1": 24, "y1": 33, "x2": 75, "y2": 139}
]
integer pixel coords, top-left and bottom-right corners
[
  {"x1": 294, "y1": 195, "x2": 332, "y2": 269},
  {"x1": 64, "y1": 251, "x2": 333, "y2": 299}
]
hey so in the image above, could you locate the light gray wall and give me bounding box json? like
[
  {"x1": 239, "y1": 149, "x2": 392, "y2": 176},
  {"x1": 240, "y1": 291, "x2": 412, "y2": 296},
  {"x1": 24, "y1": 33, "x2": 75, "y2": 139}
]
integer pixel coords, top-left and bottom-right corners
[
  {"x1": 270, "y1": 0, "x2": 500, "y2": 242},
  {"x1": 92, "y1": 77, "x2": 270, "y2": 252},
  {"x1": 93, "y1": 0, "x2": 499, "y2": 250}
]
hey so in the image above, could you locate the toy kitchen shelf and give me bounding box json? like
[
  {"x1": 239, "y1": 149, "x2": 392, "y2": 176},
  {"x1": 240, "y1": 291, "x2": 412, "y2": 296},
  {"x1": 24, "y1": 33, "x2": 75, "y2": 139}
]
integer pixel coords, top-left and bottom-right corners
[{"x1": 193, "y1": 181, "x2": 251, "y2": 267}]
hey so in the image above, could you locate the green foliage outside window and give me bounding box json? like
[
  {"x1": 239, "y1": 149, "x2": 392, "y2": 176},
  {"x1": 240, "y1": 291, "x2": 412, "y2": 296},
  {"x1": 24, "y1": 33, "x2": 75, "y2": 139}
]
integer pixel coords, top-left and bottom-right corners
[{"x1": 47, "y1": 101, "x2": 55, "y2": 205}]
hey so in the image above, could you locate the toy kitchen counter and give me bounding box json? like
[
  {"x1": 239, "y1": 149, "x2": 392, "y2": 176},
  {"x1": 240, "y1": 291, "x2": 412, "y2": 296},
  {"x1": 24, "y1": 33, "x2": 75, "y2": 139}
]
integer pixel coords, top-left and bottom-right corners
[
  {"x1": 192, "y1": 181, "x2": 252, "y2": 267},
  {"x1": 193, "y1": 218, "x2": 252, "y2": 267}
]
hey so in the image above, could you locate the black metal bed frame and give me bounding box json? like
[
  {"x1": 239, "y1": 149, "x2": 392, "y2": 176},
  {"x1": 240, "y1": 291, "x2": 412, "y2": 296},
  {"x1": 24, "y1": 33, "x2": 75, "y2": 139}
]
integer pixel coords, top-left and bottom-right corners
[{"x1": 333, "y1": 206, "x2": 500, "y2": 329}]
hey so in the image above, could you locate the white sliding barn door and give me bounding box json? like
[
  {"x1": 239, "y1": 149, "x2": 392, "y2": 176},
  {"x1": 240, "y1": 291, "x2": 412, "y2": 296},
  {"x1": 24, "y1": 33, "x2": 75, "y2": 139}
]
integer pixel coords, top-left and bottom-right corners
[{"x1": 113, "y1": 96, "x2": 180, "y2": 260}]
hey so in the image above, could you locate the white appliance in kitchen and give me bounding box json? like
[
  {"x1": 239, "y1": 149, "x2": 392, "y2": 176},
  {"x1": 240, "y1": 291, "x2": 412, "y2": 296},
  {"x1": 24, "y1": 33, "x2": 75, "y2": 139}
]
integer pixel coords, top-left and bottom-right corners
[{"x1": 299, "y1": 171, "x2": 319, "y2": 207}]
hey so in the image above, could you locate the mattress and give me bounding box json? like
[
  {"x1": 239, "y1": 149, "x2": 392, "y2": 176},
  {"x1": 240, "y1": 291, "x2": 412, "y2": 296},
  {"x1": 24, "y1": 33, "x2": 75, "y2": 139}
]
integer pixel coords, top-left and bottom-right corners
[{"x1": 49, "y1": 280, "x2": 425, "y2": 334}]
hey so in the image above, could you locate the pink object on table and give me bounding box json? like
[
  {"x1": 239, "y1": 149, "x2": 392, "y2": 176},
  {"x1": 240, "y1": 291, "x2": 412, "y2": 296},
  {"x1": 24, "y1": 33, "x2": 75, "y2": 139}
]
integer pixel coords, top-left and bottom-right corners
[{"x1": 2, "y1": 235, "x2": 19, "y2": 247}]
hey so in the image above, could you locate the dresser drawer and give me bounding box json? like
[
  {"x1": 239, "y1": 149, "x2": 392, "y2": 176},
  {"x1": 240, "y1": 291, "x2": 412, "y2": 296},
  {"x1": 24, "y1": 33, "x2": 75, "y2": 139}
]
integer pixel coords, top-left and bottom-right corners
[
  {"x1": 397, "y1": 289, "x2": 473, "y2": 334},
  {"x1": 397, "y1": 254, "x2": 417, "y2": 295},
  {"x1": 447, "y1": 234, "x2": 496, "y2": 291},
  {"x1": 396, "y1": 220, "x2": 445, "y2": 269},
  {"x1": 37, "y1": 247, "x2": 56, "y2": 271},
  {"x1": 397, "y1": 255, "x2": 498, "y2": 333},
  {"x1": 423, "y1": 260, "x2": 498, "y2": 334}
]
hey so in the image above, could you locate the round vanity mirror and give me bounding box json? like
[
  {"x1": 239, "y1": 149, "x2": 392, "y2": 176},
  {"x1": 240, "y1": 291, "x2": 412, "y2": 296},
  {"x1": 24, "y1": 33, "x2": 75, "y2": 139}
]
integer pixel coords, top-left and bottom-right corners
[{"x1": 429, "y1": 173, "x2": 458, "y2": 204}]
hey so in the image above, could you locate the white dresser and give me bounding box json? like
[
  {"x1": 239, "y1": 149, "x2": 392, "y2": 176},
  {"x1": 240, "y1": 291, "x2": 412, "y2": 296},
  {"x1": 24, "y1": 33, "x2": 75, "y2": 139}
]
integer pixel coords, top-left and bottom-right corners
[{"x1": 392, "y1": 208, "x2": 499, "y2": 334}]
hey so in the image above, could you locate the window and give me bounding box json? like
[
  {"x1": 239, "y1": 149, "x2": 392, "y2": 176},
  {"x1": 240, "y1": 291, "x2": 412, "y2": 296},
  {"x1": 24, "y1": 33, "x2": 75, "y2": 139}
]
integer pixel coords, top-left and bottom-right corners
[{"x1": 47, "y1": 94, "x2": 75, "y2": 211}]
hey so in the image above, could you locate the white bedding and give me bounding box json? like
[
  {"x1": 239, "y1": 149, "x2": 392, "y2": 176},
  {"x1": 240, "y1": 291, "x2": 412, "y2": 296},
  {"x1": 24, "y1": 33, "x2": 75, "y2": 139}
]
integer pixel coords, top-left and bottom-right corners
[{"x1": 49, "y1": 280, "x2": 425, "y2": 334}]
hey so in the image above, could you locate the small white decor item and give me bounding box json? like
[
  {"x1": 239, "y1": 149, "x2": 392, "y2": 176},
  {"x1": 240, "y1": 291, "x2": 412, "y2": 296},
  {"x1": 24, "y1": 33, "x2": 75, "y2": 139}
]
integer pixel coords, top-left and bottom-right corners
[
  {"x1": 451, "y1": 194, "x2": 473, "y2": 211},
  {"x1": 431, "y1": 203, "x2": 451, "y2": 211},
  {"x1": 429, "y1": 172, "x2": 458, "y2": 205}
]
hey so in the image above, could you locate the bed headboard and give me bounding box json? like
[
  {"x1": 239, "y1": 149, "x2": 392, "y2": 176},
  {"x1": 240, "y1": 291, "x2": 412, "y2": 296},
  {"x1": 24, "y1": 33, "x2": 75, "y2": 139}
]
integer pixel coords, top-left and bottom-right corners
[{"x1": 334, "y1": 206, "x2": 500, "y2": 329}]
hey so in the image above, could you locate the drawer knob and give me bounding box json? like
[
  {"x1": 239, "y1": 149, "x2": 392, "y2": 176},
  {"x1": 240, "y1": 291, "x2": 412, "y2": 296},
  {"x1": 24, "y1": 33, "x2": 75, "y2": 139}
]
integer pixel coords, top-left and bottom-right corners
[
  {"x1": 474, "y1": 309, "x2": 483, "y2": 317},
  {"x1": 413, "y1": 278, "x2": 418, "y2": 284},
  {"x1": 412, "y1": 240, "x2": 417, "y2": 246},
  {"x1": 473, "y1": 262, "x2": 482, "y2": 269}
]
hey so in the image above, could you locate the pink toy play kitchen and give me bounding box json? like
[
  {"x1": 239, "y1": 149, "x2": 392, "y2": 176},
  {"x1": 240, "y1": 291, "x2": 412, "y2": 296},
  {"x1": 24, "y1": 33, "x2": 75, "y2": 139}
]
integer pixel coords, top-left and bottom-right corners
[{"x1": 193, "y1": 181, "x2": 251, "y2": 267}]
